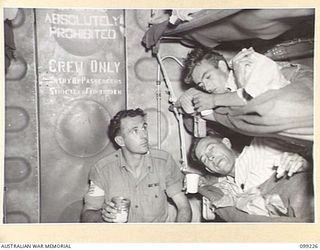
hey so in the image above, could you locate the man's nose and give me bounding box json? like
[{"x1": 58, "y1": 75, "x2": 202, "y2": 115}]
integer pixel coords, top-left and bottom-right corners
[
  {"x1": 201, "y1": 80, "x2": 210, "y2": 91},
  {"x1": 205, "y1": 152, "x2": 214, "y2": 161},
  {"x1": 139, "y1": 129, "x2": 148, "y2": 138},
  {"x1": 198, "y1": 81, "x2": 206, "y2": 90}
]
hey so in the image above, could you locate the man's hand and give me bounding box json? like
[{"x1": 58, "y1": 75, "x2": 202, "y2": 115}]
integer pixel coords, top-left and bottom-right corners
[
  {"x1": 175, "y1": 87, "x2": 199, "y2": 114},
  {"x1": 231, "y1": 47, "x2": 254, "y2": 88},
  {"x1": 101, "y1": 201, "x2": 117, "y2": 222},
  {"x1": 192, "y1": 91, "x2": 216, "y2": 112},
  {"x1": 276, "y1": 152, "x2": 309, "y2": 179},
  {"x1": 199, "y1": 174, "x2": 219, "y2": 187}
]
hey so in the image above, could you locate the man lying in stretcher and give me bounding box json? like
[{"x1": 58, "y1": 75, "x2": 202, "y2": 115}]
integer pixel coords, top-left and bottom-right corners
[
  {"x1": 191, "y1": 133, "x2": 314, "y2": 222},
  {"x1": 177, "y1": 46, "x2": 313, "y2": 146}
]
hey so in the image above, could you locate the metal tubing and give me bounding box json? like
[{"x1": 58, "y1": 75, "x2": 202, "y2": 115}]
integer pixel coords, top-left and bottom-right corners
[{"x1": 155, "y1": 53, "x2": 188, "y2": 171}]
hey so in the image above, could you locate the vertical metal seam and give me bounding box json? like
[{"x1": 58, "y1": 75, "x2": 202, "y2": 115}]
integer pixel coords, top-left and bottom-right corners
[
  {"x1": 124, "y1": 9, "x2": 128, "y2": 109},
  {"x1": 2, "y1": 8, "x2": 7, "y2": 224},
  {"x1": 32, "y1": 8, "x2": 42, "y2": 223}
]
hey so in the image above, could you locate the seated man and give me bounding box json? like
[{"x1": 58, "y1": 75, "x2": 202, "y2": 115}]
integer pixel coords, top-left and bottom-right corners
[
  {"x1": 81, "y1": 108, "x2": 192, "y2": 223},
  {"x1": 191, "y1": 134, "x2": 314, "y2": 222},
  {"x1": 178, "y1": 47, "x2": 313, "y2": 142}
]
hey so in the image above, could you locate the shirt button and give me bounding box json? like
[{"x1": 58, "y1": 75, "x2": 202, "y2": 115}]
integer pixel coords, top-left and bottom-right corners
[
  {"x1": 155, "y1": 195, "x2": 158, "y2": 198},
  {"x1": 135, "y1": 205, "x2": 138, "y2": 208}
]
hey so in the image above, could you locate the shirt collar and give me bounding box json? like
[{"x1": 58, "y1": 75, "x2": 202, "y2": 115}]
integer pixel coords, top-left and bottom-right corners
[
  {"x1": 118, "y1": 149, "x2": 154, "y2": 173},
  {"x1": 225, "y1": 71, "x2": 237, "y2": 92}
]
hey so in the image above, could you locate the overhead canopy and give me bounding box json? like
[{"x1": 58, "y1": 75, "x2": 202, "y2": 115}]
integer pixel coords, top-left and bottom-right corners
[{"x1": 143, "y1": 9, "x2": 315, "y2": 49}]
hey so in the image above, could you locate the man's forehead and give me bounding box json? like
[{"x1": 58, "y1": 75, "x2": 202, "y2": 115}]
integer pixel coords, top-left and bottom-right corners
[
  {"x1": 197, "y1": 137, "x2": 220, "y2": 150},
  {"x1": 193, "y1": 60, "x2": 210, "y2": 73},
  {"x1": 193, "y1": 60, "x2": 217, "y2": 77},
  {"x1": 120, "y1": 116, "x2": 146, "y2": 130}
]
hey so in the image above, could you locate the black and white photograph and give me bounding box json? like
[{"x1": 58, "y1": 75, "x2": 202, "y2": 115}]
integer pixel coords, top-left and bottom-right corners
[{"x1": 3, "y1": 6, "x2": 315, "y2": 228}]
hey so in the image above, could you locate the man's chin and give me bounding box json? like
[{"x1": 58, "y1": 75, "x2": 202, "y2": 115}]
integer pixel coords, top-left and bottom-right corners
[
  {"x1": 140, "y1": 147, "x2": 149, "y2": 154},
  {"x1": 215, "y1": 164, "x2": 232, "y2": 176}
]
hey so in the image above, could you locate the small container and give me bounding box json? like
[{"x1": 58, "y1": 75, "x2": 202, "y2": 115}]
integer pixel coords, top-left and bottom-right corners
[
  {"x1": 111, "y1": 196, "x2": 130, "y2": 223},
  {"x1": 185, "y1": 173, "x2": 200, "y2": 194},
  {"x1": 194, "y1": 115, "x2": 207, "y2": 138}
]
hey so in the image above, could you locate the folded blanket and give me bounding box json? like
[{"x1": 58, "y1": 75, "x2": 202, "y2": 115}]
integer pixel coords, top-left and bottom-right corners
[{"x1": 199, "y1": 180, "x2": 287, "y2": 217}]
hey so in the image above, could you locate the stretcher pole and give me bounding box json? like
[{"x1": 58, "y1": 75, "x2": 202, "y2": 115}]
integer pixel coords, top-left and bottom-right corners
[{"x1": 153, "y1": 43, "x2": 188, "y2": 172}]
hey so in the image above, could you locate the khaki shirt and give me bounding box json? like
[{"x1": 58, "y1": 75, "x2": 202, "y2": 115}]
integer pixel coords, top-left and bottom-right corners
[{"x1": 84, "y1": 148, "x2": 184, "y2": 222}]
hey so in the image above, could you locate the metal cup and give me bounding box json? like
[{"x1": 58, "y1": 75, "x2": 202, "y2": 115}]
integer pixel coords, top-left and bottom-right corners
[{"x1": 111, "y1": 196, "x2": 130, "y2": 223}]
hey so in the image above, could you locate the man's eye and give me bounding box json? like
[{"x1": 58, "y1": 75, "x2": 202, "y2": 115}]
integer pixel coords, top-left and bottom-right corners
[
  {"x1": 200, "y1": 156, "x2": 207, "y2": 163},
  {"x1": 132, "y1": 129, "x2": 138, "y2": 134},
  {"x1": 208, "y1": 156, "x2": 214, "y2": 161},
  {"x1": 206, "y1": 144, "x2": 214, "y2": 153}
]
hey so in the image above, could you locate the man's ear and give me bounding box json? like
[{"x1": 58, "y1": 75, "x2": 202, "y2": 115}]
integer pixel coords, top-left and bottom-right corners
[
  {"x1": 221, "y1": 137, "x2": 232, "y2": 148},
  {"x1": 115, "y1": 135, "x2": 125, "y2": 147},
  {"x1": 218, "y1": 60, "x2": 229, "y2": 74}
]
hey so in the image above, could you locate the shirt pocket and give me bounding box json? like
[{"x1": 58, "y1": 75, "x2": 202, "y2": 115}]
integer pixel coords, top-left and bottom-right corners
[{"x1": 142, "y1": 182, "x2": 167, "y2": 219}]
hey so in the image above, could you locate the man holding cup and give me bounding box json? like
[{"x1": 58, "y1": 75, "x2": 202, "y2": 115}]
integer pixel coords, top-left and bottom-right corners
[{"x1": 81, "y1": 108, "x2": 192, "y2": 223}]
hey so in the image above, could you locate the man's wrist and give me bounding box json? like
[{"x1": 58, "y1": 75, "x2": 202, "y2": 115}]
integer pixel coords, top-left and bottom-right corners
[{"x1": 211, "y1": 94, "x2": 218, "y2": 108}]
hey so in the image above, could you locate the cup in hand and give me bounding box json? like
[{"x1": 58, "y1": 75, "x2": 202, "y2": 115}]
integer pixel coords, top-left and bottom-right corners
[{"x1": 111, "y1": 196, "x2": 130, "y2": 223}]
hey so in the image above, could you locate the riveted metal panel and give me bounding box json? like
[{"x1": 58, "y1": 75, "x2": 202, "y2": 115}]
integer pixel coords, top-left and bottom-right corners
[
  {"x1": 4, "y1": 8, "x2": 40, "y2": 223},
  {"x1": 35, "y1": 9, "x2": 126, "y2": 222}
]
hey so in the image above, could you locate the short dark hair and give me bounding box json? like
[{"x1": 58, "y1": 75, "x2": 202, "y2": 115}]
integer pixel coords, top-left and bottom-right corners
[
  {"x1": 108, "y1": 108, "x2": 146, "y2": 143},
  {"x1": 189, "y1": 137, "x2": 203, "y2": 164},
  {"x1": 184, "y1": 48, "x2": 229, "y2": 85}
]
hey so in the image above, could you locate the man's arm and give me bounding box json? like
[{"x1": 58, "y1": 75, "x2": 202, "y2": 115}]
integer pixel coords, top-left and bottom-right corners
[
  {"x1": 81, "y1": 209, "x2": 103, "y2": 223},
  {"x1": 211, "y1": 66, "x2": 313, "y2": 139},
  {"x1": 163, "y1": 152, "x2": 192, "y2": 222},
  {"x1": 171, "y1": 192, "x2": 192, "y2": 222},
  {"x1": 192, "y1": 91, "x2": 246, "y2": 112},
  {"x1": 80, "y1": 180, "x2": 107, "y2": 223}
]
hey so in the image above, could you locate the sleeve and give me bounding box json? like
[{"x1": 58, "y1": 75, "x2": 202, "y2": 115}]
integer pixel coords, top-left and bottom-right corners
[
  {"x1": 83, "y1": 165, "x2": 106, "y2": 210},
  {"x1": 236, "y1": 88, "x2": 252, "y2": 103},
  {"x1": 243, "y1": 52, "x2": 290, "y2": 98},
  {"x1": 164, "y1": 153, "x2": 184, "y2": 198},
  {"x1": 212, "y1": 66, "x2": 313, "y2": 141}
]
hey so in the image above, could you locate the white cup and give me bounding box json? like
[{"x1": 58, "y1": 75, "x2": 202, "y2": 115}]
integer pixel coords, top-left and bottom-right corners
[{"x1": 186, "y1": 173, "x2": 200, "y2": 194}]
